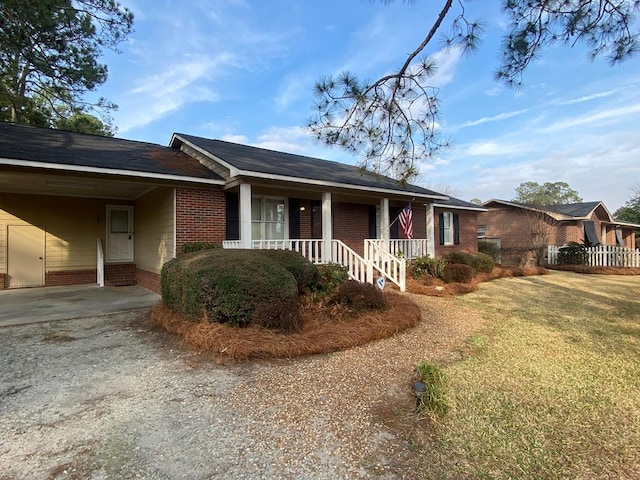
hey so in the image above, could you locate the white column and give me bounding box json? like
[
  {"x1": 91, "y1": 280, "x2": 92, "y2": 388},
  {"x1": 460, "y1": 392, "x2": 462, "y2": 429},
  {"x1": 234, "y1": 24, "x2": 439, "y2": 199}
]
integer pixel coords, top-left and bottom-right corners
[
  {"x1": 240, "y1": 183, "x2": 252, "y2": 249},
  {"x1": 322, "y1": 192, "x2": 332, "y2": 262},
  {"x1": 380, "y1": 198, "x2": 390, "y2": 242},
  {"x1": 426, "y1": 203, "x2": 436, "y2": 258}
]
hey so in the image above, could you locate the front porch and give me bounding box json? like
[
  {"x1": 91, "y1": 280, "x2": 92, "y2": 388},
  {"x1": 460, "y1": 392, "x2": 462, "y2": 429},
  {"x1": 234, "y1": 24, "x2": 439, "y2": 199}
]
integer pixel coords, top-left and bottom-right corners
[{"x1": 223, "y1": 238, "x2": 429, "y2": 292}]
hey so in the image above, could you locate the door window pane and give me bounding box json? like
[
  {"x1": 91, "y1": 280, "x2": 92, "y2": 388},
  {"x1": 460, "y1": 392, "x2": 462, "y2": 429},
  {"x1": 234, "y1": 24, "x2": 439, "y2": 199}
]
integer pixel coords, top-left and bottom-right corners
[{"x1": 110, "y1": 209, "x2": 129, "y2": 233}]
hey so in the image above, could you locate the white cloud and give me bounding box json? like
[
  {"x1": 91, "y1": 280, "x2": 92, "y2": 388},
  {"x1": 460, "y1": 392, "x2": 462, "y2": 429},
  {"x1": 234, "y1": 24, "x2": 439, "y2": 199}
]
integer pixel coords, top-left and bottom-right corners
[
  {"x1": 540, "y1": 103, "x2": 640, "y2": 133},
  {"x1": 457, "y1": 107, "x2": 531, "y2": 129}
]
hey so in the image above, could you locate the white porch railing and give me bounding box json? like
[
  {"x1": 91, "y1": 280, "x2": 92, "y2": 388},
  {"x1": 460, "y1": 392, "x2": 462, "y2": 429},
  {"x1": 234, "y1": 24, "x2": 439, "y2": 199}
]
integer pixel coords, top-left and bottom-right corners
[
  {"x1": 364, "y1": 240, "x2": 406, "y2": 291},
  {"x1": 223, "y1": 239, "x2": 325, "y2": 263},
  {"x1": 222, "y1": 238, "x2": 405, "y2": 290},
  {"x1": 548, "y1": 244, "x2": 640, "y2": 267},
  {"x1": 97, "y1": 238, "x2": 105, "y2": 287},
  {"x1": 366, "y1": 239, "x2": 428, "y2": 260}
]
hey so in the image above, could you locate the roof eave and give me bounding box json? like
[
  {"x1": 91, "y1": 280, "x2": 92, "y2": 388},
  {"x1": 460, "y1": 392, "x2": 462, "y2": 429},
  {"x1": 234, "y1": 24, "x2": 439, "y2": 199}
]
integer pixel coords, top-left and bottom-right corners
[{"x1": 0, "y1": 158, "x2": 225, "y2": 186}]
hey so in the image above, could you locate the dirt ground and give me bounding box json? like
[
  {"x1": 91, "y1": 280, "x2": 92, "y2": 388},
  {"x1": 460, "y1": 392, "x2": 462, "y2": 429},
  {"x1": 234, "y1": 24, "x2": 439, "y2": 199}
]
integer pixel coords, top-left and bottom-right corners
[{"x1": 0, "y1": 295, "x2": 485, "y2": 479}]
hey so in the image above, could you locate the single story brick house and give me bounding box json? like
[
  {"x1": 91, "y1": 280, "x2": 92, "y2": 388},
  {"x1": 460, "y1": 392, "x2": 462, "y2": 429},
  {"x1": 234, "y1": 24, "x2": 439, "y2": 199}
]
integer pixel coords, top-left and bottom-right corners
[
  {"x1": 478, "y1": 199, "x2": 639, "y2": 265},
  {"x1": 0, "y1": 122, "x2": 484, "y2": 292}
]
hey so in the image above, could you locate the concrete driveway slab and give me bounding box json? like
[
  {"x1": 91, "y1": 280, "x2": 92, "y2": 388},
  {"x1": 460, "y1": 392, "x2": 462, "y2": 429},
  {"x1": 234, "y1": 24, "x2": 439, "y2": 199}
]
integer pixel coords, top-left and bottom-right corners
[{"x1": 0, "y1": 284, "x2": 160, "y2": 327}]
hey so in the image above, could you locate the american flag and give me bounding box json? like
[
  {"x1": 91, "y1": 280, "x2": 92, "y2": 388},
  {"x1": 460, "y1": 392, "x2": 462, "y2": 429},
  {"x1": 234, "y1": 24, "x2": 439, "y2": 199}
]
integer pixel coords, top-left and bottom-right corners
[{"x1": 398, "y1": 204, "x2": 413, "y2": 239}]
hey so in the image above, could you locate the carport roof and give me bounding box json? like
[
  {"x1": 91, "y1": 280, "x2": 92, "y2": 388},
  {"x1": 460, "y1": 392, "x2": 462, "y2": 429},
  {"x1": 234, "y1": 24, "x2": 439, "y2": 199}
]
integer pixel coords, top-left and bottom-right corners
[{"x1": 0, "y1": 122, "x2": 224, "y2": 184}]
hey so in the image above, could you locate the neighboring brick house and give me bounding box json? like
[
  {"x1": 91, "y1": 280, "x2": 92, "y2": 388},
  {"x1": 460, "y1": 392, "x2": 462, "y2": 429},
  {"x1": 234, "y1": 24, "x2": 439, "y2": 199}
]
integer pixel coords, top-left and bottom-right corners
[
  {"x1": 0, "y1": 122, "x2": 481, "y2": 292},
  {"x1": 478, "y1": 199, "x2": 639, "y2": 265}
]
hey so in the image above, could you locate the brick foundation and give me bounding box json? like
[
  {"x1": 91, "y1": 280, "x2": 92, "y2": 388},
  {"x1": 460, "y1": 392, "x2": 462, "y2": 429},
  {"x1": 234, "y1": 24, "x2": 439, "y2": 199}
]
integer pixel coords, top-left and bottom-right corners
[
  {"x1": 136, "y1": 268, "x2": 161, "y2": 293},
  {"x1": 46, "y1": 269, "x2": 97, "y2": 286},
  {"x1": 105, "y1": 263, "x2": 137, "y2": 287},
  {"x1": 0, "y1": 273, "x2": 5, "y2": 289}
]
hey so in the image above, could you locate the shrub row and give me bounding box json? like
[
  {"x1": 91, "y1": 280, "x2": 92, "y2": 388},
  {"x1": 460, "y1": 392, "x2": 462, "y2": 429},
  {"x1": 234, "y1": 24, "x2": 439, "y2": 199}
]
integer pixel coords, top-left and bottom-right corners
[{"x1": 409, "y1": 251, "x2": 495, "y2": 284}]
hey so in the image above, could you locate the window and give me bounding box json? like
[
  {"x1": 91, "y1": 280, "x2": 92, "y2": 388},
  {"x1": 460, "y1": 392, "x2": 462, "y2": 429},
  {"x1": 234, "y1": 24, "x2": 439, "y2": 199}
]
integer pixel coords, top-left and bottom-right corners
[
  {"x1": 477, "y1": 225, "x2": 487, "y2": 238},
  {"x1": 252, "y1": 196, "x2": 286, "y2": 240},
  {"x1": 439, "y1": 212, "x2": 460, "y2": 246}
]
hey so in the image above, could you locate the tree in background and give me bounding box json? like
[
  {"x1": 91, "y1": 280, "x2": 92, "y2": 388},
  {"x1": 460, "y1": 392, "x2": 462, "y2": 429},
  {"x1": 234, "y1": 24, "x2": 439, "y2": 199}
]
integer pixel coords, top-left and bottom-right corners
[
  {"x1": 512, "y1": 181, "x2": 583, "y2": 206},
  {"x1": 0, "y1": 0, "x2": 133, "y2": 132},
  {"x1": 309, "y1": 1, "x2": 639, "y2": 182},
  {"x1": 614, "y1": 185, "x2": 640, "y2": 243},
  {"x1": 55, "y1": 113, "x2": 115, "y2": 136}
]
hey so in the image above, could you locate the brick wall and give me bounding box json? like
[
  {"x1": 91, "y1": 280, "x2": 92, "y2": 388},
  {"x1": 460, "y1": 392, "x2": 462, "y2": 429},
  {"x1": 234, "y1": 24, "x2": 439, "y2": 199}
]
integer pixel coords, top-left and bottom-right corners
[
  {"x1": 434, "y1": 208, "x2": 478, "y2": 257},
  {"x1": 333, "y1": 202, "x2": 371, "y2": 255},
  {"x1": 46, "y1": 269, "x2": 97, "y2": 286},
  {"x1": 299, "y1": 199, "x2": 312, "y2": 239},
  {"x1": 0, "y1": 273, "x2": 6, "y2": 289},
  {"x1": 105, "y1": 263, "x2": 136, "y2": 286},
  {"x1": 136, "y1": 268, "x2": 161, "y2": 293},
  {"x1": 176, "y1": 187, "x2": 226, "y2": 251}
]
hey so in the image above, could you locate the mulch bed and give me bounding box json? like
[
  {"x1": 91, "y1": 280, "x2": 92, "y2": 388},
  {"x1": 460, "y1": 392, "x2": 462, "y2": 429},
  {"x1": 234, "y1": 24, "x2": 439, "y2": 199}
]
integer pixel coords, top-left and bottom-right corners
[{"x1": 151, "y1": 291, "x2": 421, "y2": 360}]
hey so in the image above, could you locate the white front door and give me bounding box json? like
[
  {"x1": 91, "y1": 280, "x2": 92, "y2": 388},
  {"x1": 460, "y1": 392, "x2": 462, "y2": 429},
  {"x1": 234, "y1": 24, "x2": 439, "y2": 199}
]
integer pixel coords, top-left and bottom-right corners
[
  {"x1": 107, "y1": 206, "x2": 134, "y2": 262},
  {"x1": 7, "y1": 225, "x2": 45, "y2": 288}
]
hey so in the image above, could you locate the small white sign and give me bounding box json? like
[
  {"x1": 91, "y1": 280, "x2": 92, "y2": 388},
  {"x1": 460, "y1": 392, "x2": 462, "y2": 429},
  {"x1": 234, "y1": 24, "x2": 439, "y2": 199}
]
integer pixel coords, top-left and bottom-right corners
[{"x1": 376, "y1": 277, "x2": 385, "y2": 290}]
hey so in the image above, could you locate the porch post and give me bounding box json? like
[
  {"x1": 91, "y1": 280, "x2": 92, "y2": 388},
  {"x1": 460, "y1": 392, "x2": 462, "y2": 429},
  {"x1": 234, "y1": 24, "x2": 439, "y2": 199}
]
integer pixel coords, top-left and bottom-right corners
[
  {"x1": 322, "y1": 192, "x2": 332, "y2": 262},
  {"x1": 426, "y1": 202, "x2": 436, "y2": 257},
  {"x1": 380, "y1": 198, "x2": 390, "y2": 242},
  {"x1": 240, "y1": 183, "x2": 252, "y2": 249}
]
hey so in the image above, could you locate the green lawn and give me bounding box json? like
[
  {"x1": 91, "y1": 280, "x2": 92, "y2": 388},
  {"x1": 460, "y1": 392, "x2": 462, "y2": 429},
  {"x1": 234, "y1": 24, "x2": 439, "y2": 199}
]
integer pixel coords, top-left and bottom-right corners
[{"x1": 417, "y1": 271, "x2": 640, "y2": 480}]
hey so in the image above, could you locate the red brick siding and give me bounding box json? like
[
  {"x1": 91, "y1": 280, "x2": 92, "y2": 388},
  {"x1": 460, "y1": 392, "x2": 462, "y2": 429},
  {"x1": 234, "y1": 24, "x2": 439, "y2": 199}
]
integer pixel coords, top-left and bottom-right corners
[
  {"x1": 136, "y1": 268, "x2": 161, "y2": 293},
  {"x1": 46, "y1": 269, "x2": 97, "y2": 286},
  {"x1": 410, "y1": 204, "x2": 427, "y2": 240},
  {"x1": 0, "y1": 273, "x2": 5, "y2": 289},
  {"x1": 333, "y1": 202, "x2": 371, "y2": 255},
  {"x1": 299, "y1": 199, "x2": 312, "y2": 239},
  {"x1": 105, "y1": 263, "x2": 136, "y2": 286},
  {"x1": 175, "y1": 188, "x2": 226, "y2": 251},
  {"x1": 434, "y1": 208, "x2": 478, "y2": 258}
]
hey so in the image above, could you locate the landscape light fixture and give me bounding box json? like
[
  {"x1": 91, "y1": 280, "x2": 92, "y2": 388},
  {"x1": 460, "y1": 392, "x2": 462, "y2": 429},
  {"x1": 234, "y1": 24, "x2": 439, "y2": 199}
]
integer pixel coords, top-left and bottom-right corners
[{"x1": 413, "y1": 381, "x2": 426, "y2": 410}]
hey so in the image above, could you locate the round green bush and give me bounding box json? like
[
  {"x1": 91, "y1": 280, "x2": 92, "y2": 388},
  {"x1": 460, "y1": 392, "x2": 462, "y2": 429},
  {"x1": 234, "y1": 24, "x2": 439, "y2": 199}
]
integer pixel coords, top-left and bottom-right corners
[
  {"x1": 442, "y1": 251, "x2": 495, "y2": 274},
  {"x1": 256, "y1": 249, "x2": 317, "y2": 293},
  {"x1": 311, "y1": 263, "x2": 349, "y2": 295},
  {"x1": 161, "y1": 249, "x2": 300, "y2": 331},
  {"x1": 442, "y1": 263, "x2": 475, "y2": 283},
  {"x1": 478, "y1": 240, "x2": 501, "y2": 264}
]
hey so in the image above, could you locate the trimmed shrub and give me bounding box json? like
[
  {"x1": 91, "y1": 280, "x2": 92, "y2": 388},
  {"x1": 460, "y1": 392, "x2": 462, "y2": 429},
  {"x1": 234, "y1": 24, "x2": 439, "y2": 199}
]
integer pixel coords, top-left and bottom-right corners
[
  {"x1": 558, "y1": 242, "x2": 589, "y2": 265},
  {"x1": 409, "y1": 255, "x2": 447, "y2": 279},
  {"x1": 330, "y1": 280, "x2": 387, "y2": 313},
  {"x1": 180, "y1": 241, "x2": 220, "y2": 254},
  {"x1": 257, "y1": 250, "x2": 317, "y2": 293},
  {"x1": 312, "y1": 263, "x2": 349, "y2": 295},
  {"x1": 442, "y1": 263, "x2": 474, "y2": 283},
  {"x1": 443, "y1": 251, "x2": 495, "y2": 274},
  {"x1": 478, "y1": 240, "x2": 501, "y2": 263},
  {"x1": 161, "y1": 249, "x2": 299, "y2": 331}
]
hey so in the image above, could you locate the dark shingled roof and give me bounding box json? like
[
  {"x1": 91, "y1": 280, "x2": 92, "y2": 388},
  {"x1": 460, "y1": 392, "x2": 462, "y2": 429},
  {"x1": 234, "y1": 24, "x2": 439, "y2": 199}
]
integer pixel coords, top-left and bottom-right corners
[
  {"x1": 174, "y1": 133, "x2": 446, "y2": 198},
  {"x1": 436, "y1": 196, "x2": 486, "y2": 210},
  {"x1": 0, "y1": 122, "x2": 224, "y2": 182},
  {"x1": 538, "y1": 201, "x2": 603, "y2": 217}
]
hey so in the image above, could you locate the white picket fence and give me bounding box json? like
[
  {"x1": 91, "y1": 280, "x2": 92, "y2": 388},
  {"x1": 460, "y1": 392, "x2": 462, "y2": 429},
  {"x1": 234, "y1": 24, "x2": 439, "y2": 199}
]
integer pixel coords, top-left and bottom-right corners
[{"x1": 548, "y1": 244, "x2": 640, "y2": 267}]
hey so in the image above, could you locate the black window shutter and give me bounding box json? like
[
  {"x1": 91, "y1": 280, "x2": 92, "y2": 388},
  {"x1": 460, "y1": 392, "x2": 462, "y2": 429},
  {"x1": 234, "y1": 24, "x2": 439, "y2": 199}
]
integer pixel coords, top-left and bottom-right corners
[
  {"x1": 289, "y1": 198, "x2": 300, "y2": 239},
  {"x1": 225, "y1": 192, "x2": 240, "y2": 240},
  {"x1": 584, "y1": 220, "x2": 600, "y2": 245},
  {"x1": 368, "y1": 205, "x2": 377, "y2": 238},
  {"x1": 453, "y1": 213, "x2": 460, "y2": 245},
  {"x1": 438, "y1": 213, "x2": 445, "y2": 245},
  {"x1": 390, "y1": 207, "x2": 400, "y2": 239}
]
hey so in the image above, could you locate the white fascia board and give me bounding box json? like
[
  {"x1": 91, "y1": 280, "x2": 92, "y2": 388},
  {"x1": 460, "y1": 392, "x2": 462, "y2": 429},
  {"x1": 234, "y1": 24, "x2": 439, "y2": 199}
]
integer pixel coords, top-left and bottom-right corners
[
  {"x1": 0, "y1": 158, "x2": 225, "y2": 186},
  {"x1": 233, "y1": 170, "x2": 449, "y2": 201},
  {"x1": 173, "y1": 135, "x2": 239, "y2": 177},
  {"x1": 433, "y1": 203, "x2": 488, "y2": 212}
]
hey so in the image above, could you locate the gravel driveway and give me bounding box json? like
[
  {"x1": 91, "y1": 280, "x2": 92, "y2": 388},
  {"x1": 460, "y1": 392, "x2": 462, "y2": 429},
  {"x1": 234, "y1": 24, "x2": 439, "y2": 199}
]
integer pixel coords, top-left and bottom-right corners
[{"x1": 0, "y1": 296, "x2": 485, "y2": 479}]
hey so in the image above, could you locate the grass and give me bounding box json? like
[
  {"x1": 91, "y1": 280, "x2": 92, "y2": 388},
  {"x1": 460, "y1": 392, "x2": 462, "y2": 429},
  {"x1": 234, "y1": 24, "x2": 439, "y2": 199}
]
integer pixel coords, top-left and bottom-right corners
[{"x1": 414, "y1": 271, "x2": 640, "y2": 479}]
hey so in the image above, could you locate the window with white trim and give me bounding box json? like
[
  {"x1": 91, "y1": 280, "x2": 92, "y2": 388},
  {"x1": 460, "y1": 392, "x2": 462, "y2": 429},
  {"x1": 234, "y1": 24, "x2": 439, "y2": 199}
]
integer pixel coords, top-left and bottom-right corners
[
  {"x1": 251, "y1": 196, "x2": 286, "y2": 240},
  {"x1": 477, "y1": 224, "x2": 487, "y2": 238},
  {"x1": 442, "y1": 212, "x2": 454, "y2": 245}
]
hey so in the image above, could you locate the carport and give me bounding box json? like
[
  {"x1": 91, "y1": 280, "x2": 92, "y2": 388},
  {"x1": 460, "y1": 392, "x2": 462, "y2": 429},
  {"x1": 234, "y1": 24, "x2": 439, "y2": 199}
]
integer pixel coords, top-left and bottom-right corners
[{"x1": 0, "y1": 284, "x2": 159, "y2": 327}]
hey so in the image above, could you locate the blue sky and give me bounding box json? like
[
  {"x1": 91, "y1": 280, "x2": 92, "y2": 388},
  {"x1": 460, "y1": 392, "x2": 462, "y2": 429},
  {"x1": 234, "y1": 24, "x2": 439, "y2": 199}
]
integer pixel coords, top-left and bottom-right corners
[{"x1": 95, "y1": 0, "x2": 640, "y2": 211}]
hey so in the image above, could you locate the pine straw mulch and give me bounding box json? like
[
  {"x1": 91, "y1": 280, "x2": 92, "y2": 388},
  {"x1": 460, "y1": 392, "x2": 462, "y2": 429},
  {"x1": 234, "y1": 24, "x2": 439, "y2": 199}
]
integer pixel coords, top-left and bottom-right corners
[
  {"x1": 151, "y1": 291, "x2": 421, "y2": 360},
  {"x1": 406, "y1": 265, "x2": 549, "y2": 297},
  {"x1": 547, "y1": 264, "x2": 640, "y2": 275}
]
